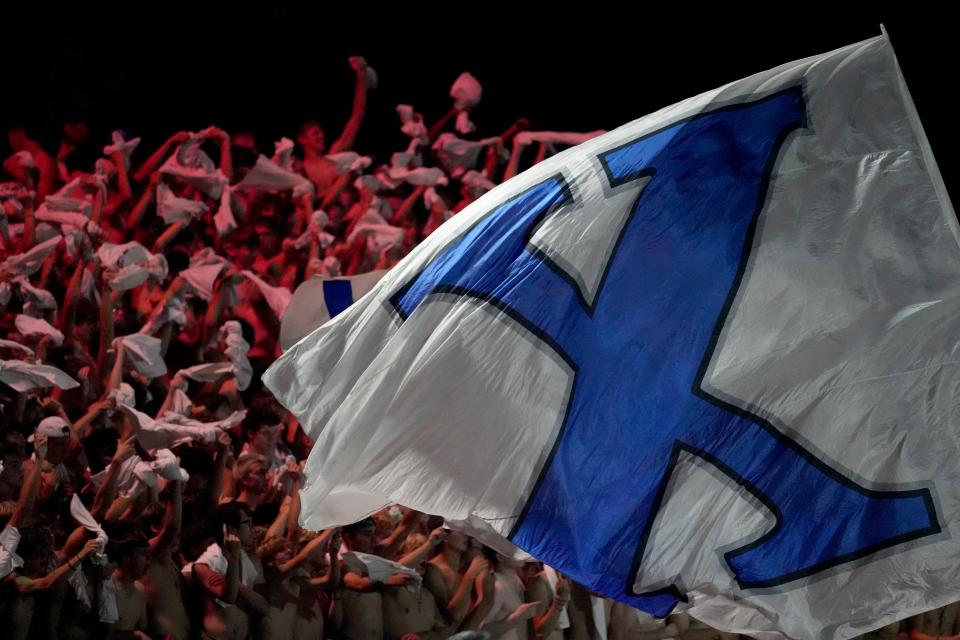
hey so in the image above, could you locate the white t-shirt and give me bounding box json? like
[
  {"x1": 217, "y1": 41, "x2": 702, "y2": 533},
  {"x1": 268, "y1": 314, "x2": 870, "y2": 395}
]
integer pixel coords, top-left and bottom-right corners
[{"x1": 0, "y1": 524, "x2": 23, "y2": 578}]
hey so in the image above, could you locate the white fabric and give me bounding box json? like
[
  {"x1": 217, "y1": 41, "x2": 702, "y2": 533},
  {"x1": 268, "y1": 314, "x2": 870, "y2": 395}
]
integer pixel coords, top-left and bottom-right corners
[
  {"x1": 181, "y1": 263, "x2": 225, "y2": 302},
  {"x1": 156, "y1": 182, "x2": 208, "y2": 224},
  {"x1": 97, "y1": 241, "x2": 151, "y2": 269},
  {"x1": 341, "y1": 550, "x2": 421, "y2": 585},
  {"x1": 31, "y1": 416, "x2": 70, "y2": 442},
  {"x1": 279, "y1": 270, "x2": 388, "y2": 351},
  {"x1": 15, "y1": 314, "x2": 64, "y2": 345},
  {"x1": 169, "y1": 388, "x2": 194, "y2": 416},
  {"x1": 11, "y1": 276, "x2": 57, "y2": 311},
  {"x1": 347, "y1": 223, "x2": 405, "y2": 257},
  {"x1": 179, "y1": 362, "x2": 235, "y2": 382},
  {"x1": 190, "y1": 247, "x2": 232, "y2": 269},
  {"x1": 514, "y1": 130, "x2": 606, "y2": 147},
  {"x1": 103, "y1": 130, "x2": 141, "y2": 169},
  {"x1": 159, "y1": 136, "x2": 227, "y2": 199},
  {"x1": 98, "y1": 575, "x2": 119, "y2": 623},
  {"x1": 109, "y1": 382, "x2": 136, "y2": 409},
  {"x1": 0, "y1": 525, "x2": 23, "y2": 579},
  {"x1": 0, "y1": 359, "x2": 78, "y2": 391},
  {"x1": 264, "y1": 36, "x2": 960, "y2": 640},
  {"x1": 184, "y1": 543, "x2": 260, "y2": 606},
  {"x1": 591, "y1": 596, "x2": 608, "y2": 640},
  {"x1": 0, "y1": 235, "x2": 61, "y2": 276},
  {"x1": 241, "y1": 270, "x2": 292, "y2": 319},
  {"x1": 326, "y1": 152, "x2": 373, "y2": 175},
  {"x1": 220, "y1": 320, "x2": 253, "y2": 391},
  {"x1": 450, "y1": 72, "x2": 482, "y2": 110},
  {"x1": 432, "y1": 133, "x2": 501, "y2": 173},
  {"x1": 124, "y1": 405, "x2": 227, "y2": 450},
  {"x1": 273, "y1": 137, "x2": 296, "y2": 170},
  {"x1": 116, "y1": 334, "x2": 168, "y2": 378},
  {"x1": 235, "y1": 155, "x2": 314, "y2": 197},
  {"x1": 385, "y1": 166, "x2": 448, "y2": 187},
  {"x1": 396, "y1": 105, "x2": 429, "y2": 141},
  {"x1": 0, "y1": 339, "x2": 34, "y2": 357},
  {"x1": 69, "y1": 494, "x2": 109, "y2": 564},
  {"x1": 214, "y1": 187, "x2": 238, "y2": 236},
  {"x1": 460, "y1": 170, "x2": 496, "y2": 195}
]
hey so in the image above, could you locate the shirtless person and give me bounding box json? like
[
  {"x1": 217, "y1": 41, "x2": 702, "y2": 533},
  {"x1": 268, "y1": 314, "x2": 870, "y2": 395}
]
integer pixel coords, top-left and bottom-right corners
[
  {"x1": 424, "y1": 529, "x2": 494, "y2": 630},
  {"x1": 337, "y1": 517, "x2": 416, "y2": 640},
  {"x1": 297, "y1": 56, "x2": 372, "y2": 197},
  {"x1": 140, "y1": 478, "x2": 190, "y2": 640},
  {"x1": 104, "y1": 535, "x2": 152, "y2": 640},
  {"x1": 382, "y1": 527, "x2": 452, "y2": 640}
]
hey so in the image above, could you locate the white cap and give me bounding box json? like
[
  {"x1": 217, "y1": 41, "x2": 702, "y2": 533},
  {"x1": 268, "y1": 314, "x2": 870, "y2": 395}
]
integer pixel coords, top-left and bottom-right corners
[{"x1": 28, "y1": 416, "x2": 70, "y2": 442}]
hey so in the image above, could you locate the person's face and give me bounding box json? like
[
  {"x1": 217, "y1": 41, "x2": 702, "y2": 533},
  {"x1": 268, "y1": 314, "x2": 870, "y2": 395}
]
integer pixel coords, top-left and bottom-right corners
[
  {"x1": 224, "y1": 243, "x2": 253, "y2": 270},
  {"x1": 257, "y1": 227, "x2": 281, "y2": 255},
  {"x1": 272, "y1": 545, "x2": 293, "y2": 567},
  {"x1": 45, "y1": 436, "x2": 69, "y2": 464},
  {"x1": 298, "y1": 125, "x2": 326, "y2": 154},
  {"x1": 446, "y1": 530, "x2": 468, "y2": 554},
  {"x1": 242, "y1": 462, "x2": 269, "y2": 495},
  {"x1": 252, "y1": 423, "x2": 282, "y2": 454},
  {"x1": 346, "y1": 527, "x2": 376, "y2": 553}
]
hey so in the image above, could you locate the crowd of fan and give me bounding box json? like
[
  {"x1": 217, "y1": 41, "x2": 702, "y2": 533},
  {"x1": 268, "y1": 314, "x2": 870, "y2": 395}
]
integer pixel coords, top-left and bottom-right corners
[{"x1": 0, "y1": 56, "x2": 951, "y2": 640}]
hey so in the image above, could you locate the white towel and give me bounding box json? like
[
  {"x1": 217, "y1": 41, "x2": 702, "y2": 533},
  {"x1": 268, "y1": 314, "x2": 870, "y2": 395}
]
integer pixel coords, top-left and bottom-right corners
[
  {"x1": 115, "y1": 334, "x2": 168, "y2": 378},
  {"x1": 326, "y1": 152, "x2": 373, "y2": 175},
  {"x1": 235, "y1": 155, "x2": 314, "y2": 197},
  {"x1": 103, "y1": 131, "x2": 141, "y2": 169},
  {"x1": 15, "y1": 315, "x2": 64, "y2": 345},
  {"x1": 156, "y1": 182, "x2": 208, "y2": 225},
  {"x1": 0, "y1": 235, "x2": 61, "y2": 277},
  {"x1": 241, "y1": 271, "x2": 292, "y2": 319},
  {"x1": 0, "y1": 360, "x2": 79, "y2": 391}
]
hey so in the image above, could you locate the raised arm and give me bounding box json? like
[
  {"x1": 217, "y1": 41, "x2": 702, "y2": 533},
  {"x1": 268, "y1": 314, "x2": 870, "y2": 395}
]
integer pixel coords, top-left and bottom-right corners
[{"x1": 329, "y1": 57, "x2": 371, "y2": 154}]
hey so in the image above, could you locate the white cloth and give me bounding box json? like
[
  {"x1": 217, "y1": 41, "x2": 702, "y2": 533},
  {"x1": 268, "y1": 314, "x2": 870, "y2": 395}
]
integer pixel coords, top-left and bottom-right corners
[
  {"x1": 179, "y1": 362, "x2": 235, "y2": 382},
  {"x1": 0, "y1": 339, "x2": 34, "y2": 357},
  {"x1": 347, "y1": 223, "x2": 405, "y2": 255},
  {"x1": 241, "y1": 270, "x2": 292, "y2": 319},
  {"x1": 190, "y1": 247, "x2": 232, "y2": 269},
  {"x1": 450, "y1": 72, "x2": 482, "y2": 110},
  {"x1": 97, "y1": 241, "x2": 151, "y2": 268},
  {"x1": 0, "y1": 235, "x2": 61, "y2": 276},
  {"x1": 273, "y1": 137, "x2": 296, "y2": 170},
  {"x1": 170, "y1": 388, "x2": 194, "y2": 416},
  {"x1": 341, "y1": 550, "x2": 421, "y2": 585},
  {"x1": 235, "y1": 155, "x2": 314, "y2": 197},
  {"x1": 69, "y1": 494, "x2": 109, "y2": 564},
  {"x1": 181, "y1": 263, "x2": 225, "y2": 302},
  {"x1": 460, "y1": 170, "x2": 496, "y2": 195},
  {"x1": 15, "y1": 314, "x2": 64, "y2": 345},
  {"x1": 103, "y1": 130, "x2": 141, "y2": 169},
  {"x1": 214, "y1": 187, "x2": 238, "y2": 236},
  {"x1": 184, "y1": 543, "x2": 260, "y2": 606},
  {"x1": 326, "y1": 152, "x2": 373, "y2": 175},
  {"x1": 432, "y1": 133, "x2": 500, "y2": 172},
  {"x1": 591, "y1": 596, "x2": 608, "y2": 640},
  {"x1": 0, "y1": 525, "x2": 23, "y2": 579},
  {"x1": 514, "y1": 130, "x2": 606, "y2": 147},
  {"x1": 156, "y1": 182, "x2": 208, "y2": 224},
  {"x1": 115, "y1": 334, "x2": 168, "y2": 378},
  {"x1": 159, "y1": 136, "x2": 227, "y2": 199},
  {"x1": 10, "y1": 276, "x2": 57, "y2": 311},
  {"x1": 124, "y1": 405, "x2": 227, "y2": 450},
  {"x1": 109, "y1": 382, "x2": 136, "y2": 408},
  {"x1": 385, "y1": 166, "x2": 448, "y2": 187},
  {"x1": 220, "y1": 320, "x2": 253, "y2": 391},
  {"x1": 543, "y1": 566, "x2": 570, "y2": 629},
  {"x1": 98, "y1": 575, "x2": 119, "y2": 623},
  {"x1": 396, "y1": 105, "x2": 429, "y2": 141},
  {"x1": 0, "y1": 360, "x2": 79, "y2": 391}
]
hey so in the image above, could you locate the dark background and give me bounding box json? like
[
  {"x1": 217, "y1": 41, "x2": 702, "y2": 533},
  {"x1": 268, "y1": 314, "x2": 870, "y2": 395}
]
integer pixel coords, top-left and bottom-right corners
[{"x1": 2, "y1": 6, "x2": 955, "y2": 203}]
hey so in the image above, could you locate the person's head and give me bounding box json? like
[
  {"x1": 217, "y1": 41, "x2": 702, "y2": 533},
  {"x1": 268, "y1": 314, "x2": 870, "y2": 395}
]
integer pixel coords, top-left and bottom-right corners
[
  {"x1": 31, "y1": 416, "x2": 71, "y2": 464},
  {"x1": 257, "y1": 535, "x2": 293, "y2": 568},
  {"x1": 17, "y1": 524, "x2": 56, "y2": 575},
  {"x1": 243, "y1": 404, "x2": 284, "y2": 456},
  {"x1": 110, "y1": 534, "x2": 151, "y2": 580},
  {"x1": 342, "y1": 517, "x2": 377, "y2": 553},
  {"x1": 212, "y1": 501, "x2": 254, "y2": 549},
  {"x1": 234, "y1": 451, "x2": 268, "y2": 497},
  {"x1": 254, "y1": 216, "x2": 283, "y2": 257},
  {"x1": 72, "y1": 299, "x2": 99, "y2": 345},
  {"x1": 441, "y1": 528, "x2": 469, "y2": 555},
  {"x1": 297, "y1": 120, "x2": 326, "y2": 155}
]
